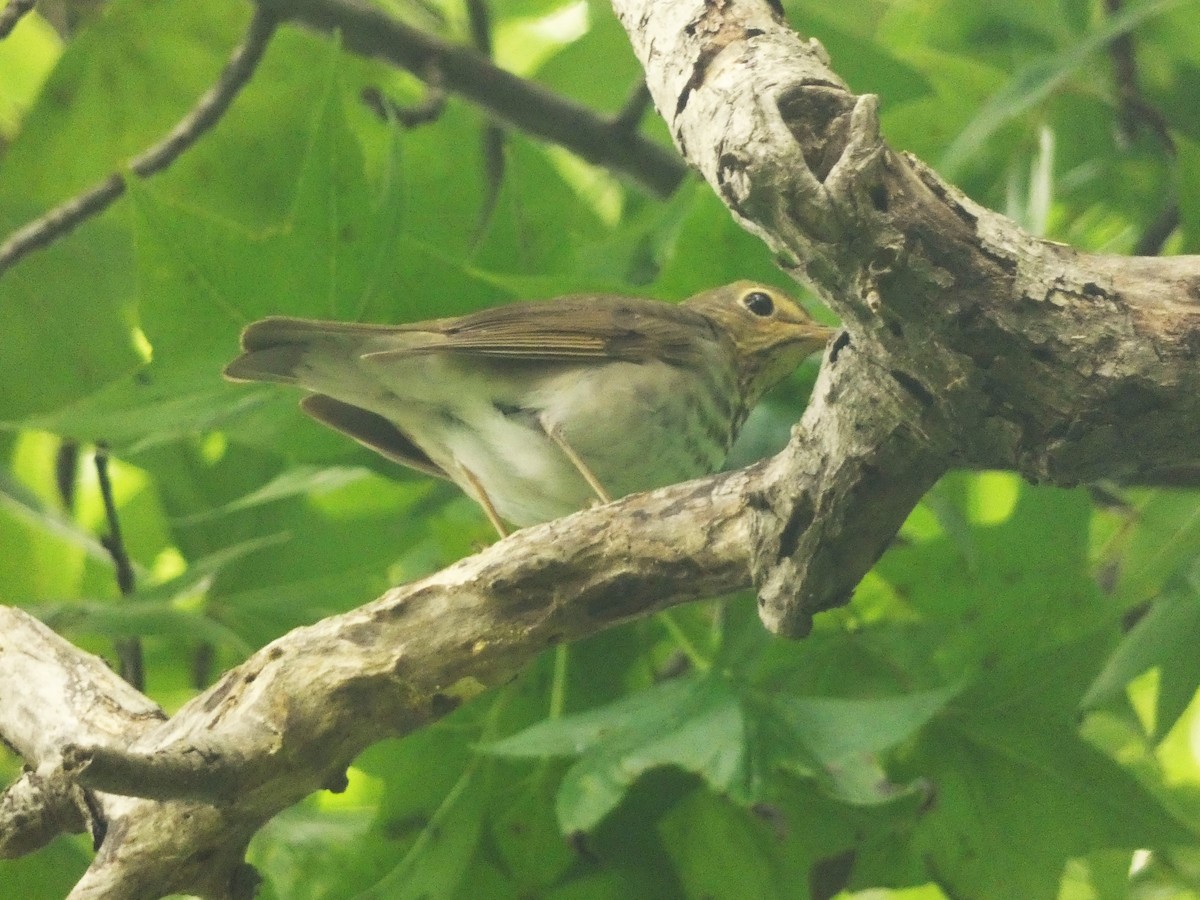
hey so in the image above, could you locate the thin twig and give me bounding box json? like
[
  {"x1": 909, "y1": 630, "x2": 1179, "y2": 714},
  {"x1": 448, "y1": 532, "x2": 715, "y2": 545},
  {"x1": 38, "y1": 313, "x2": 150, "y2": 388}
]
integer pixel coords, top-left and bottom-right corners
[
  {"x1": 465, "y1": 0, "x2": 492, "y2": 57},
  {"x1": 271, "y1": 0, "x2": 686, "y2": 196},
  {"x1": 191, "y1": 642, "x2": 215, "y2": 689},
  {"x1": 0, "y1": 0, "x2": 35, "y2": 40},
  {"x1": 360, "y1": 69, "x2": 447, "y2": 128},
  {"x1": 0, "y1": 7, "x2": 279, "y2": 278},
  {"x1": 612, "y1": 81, "x2": 652, "y2": 133},
  {"x1": 1104, "y1": 0, "x2": 1177, "y2": 256},
  {"x1": 63, "y1": 742, "x2": 257, "y2": 804},
  {"x1": 93, "y1": 444, "x2": 142, "y2": 690},
  {"x1": 55, "y1": 439, "x2": 79, "y2": 513},
  {"x1": 1104, "y1": 0, "x2": 1174, "y2": 154},
  {"x1": 466, "y1": 0, "x2": 506, "y2": 245},
  {"x1": 1134, "y1": 200, "x2": 1179, "y2": 256}
]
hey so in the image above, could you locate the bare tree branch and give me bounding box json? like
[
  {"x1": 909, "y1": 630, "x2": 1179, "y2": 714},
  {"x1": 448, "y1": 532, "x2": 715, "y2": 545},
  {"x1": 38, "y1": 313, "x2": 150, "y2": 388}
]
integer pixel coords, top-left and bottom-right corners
[
  {"x1": 0, "y1": 6, "x2": 279, "y2": 278},
  {"x1": 267, "y1": 0, "x2": 686, "y2": 197},
  {"x1": 0, "y1": 768, "x2": 88, "y2": 858},
  {"x1": 0, "y1": 602, "x2": 164, "y2": 861},
  {"x1": 0, "y1": 613, "x2": 164, "y2": 770},
  {"x1": 0, "y1": 464, "x2": 788, "y2": 896},
  {"x1": 610, "y1": 0, "x2": 1200, "y2": 634},
  {"x1": 62, "y1": 742, "x2": 258, "y2": 804},
  {"x1": 0, "y1": 0, "x2": 35, "y2": 40}
]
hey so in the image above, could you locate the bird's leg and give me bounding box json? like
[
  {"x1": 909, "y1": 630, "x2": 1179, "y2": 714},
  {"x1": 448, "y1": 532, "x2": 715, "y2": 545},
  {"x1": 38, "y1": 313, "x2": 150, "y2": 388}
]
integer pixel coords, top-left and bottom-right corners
[
  {"x1": 539, "y1": 413, "x2": 612, "y2": 504},
  {"x1": 460, "y1": 466, "x2": 510, "y2": 538}
]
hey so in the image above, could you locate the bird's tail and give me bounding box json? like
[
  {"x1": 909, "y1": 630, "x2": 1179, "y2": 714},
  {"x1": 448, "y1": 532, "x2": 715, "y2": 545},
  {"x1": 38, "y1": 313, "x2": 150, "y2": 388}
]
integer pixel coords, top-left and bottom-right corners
[{"x1": 223, "y1": 316, "x2": 395, "y2": 385}]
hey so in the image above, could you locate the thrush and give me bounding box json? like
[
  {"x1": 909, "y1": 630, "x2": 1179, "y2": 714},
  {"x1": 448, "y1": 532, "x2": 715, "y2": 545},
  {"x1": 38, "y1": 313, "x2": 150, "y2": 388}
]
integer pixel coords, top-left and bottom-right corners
[{"x1": 224, "y1": 281, "x2": 833, "y2": 535}]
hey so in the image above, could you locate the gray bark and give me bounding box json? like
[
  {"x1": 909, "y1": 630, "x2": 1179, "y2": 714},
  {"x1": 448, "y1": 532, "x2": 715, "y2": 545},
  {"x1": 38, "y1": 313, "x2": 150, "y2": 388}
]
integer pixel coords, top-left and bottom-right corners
[{"x1": 611, "y1": 0, "x2": 1200, "y2": 633}]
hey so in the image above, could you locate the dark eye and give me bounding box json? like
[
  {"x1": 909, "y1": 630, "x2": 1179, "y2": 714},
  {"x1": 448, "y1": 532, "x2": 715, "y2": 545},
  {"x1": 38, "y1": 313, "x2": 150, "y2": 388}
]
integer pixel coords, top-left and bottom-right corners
[{"x1": 742, "y1": 290, "x2": 774, "y2": 317}]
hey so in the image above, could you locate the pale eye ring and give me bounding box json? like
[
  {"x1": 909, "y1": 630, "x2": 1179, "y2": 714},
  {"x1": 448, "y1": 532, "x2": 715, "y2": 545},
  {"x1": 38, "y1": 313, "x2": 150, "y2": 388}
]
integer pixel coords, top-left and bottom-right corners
[{"x1": 743, "y1": 290, "x2": 775, "y2": 317}]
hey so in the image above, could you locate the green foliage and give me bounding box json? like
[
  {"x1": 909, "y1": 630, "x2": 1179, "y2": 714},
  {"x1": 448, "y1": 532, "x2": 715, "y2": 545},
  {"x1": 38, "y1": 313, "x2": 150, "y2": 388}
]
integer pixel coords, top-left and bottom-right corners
[{"x1": 1, "y1": 0, "x2": 1199, "y2": 898}]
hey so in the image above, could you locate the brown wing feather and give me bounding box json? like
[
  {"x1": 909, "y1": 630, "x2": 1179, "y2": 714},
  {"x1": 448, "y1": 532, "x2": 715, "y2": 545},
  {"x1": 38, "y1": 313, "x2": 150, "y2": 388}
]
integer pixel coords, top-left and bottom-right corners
[
  {"x1": 300, "y1": 395, "x2": 449, "y2": 480},
  {"x1": 365, "y1": 296, "x2": 715, "y2": 367}
]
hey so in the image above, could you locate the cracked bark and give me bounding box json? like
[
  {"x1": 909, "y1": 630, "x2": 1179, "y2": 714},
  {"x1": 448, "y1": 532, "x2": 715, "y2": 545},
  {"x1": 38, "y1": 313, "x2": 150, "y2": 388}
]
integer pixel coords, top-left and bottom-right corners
[
  {"x1": 611, "y1": 0, "x2": 1200, "y2": 633},
  {"x1": 0, "y1": 467, "x2": 762, "y2": 898},
  {"x1": 3, "y1": 0, "x2": 1200, "y2": 896}
]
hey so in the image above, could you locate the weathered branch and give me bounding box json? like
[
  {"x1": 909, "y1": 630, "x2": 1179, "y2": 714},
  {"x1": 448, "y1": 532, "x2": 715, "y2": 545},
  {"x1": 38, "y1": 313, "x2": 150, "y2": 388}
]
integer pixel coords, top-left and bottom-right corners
[
  {"x1": 3, "y1": 345, "x2": 939, "y2": 888},
  {"x1": 0, "y1": 767, "x2": 89, "y2": 858},
  {"x1": 61, "y1": 742, "x2": 258, "y2": 805},
  {"x1": 0, "y1": 613, "x2": 164, "y2": 770},
  {"x1": 0, "y1": 455, "x2": 805, "y2": 896},
  {"x1": 611, "y1": 0, "x2": 1200, "y2": 635},
  {"x1": 0, "y1": 7, "x2": 279, "y2": 277},
  {"x1": 265, "y1": 0, "x2": 686, "y2": 196}
]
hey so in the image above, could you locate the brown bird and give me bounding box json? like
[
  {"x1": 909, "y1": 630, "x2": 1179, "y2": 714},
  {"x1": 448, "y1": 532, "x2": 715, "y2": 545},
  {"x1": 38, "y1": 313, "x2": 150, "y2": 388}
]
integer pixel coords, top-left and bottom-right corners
[{"x1": 224, "y1": 281, "x2": 833, "y2": 535}]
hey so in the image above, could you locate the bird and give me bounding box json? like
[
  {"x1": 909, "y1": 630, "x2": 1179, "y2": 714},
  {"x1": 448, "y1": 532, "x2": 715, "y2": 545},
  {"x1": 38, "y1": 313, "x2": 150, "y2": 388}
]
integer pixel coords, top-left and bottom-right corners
[{"x1": 224, "y1": 281, "x2": 833, "y2": 536}]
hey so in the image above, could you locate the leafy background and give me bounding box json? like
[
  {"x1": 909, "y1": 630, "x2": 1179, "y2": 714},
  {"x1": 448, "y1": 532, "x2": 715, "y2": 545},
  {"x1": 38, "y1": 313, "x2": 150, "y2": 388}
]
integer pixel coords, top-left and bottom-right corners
[{"x1": 2, "y1": 0, "x2": 1200, "y2": 897}]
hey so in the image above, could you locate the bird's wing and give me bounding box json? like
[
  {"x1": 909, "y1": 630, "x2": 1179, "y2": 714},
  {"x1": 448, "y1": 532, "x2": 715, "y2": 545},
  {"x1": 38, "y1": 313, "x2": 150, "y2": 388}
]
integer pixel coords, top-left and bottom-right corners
[
  {"x1": 363, "y1": 296, "x2": 715, "y2": 367},
  {"x1": 300, "y1": 394, "x2": 449, "y2": 480}
]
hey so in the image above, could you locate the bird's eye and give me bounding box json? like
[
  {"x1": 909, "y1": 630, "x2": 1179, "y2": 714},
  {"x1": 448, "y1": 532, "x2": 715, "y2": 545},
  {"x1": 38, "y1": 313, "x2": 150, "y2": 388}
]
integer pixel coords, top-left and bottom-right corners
[{"x1": 742, "y1": 290, "x2": 775, "y2": 317}]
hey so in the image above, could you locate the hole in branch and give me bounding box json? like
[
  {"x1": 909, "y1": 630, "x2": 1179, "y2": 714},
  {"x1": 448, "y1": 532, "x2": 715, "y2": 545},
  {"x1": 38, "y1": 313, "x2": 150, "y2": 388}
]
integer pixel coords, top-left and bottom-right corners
[{"x1": 889, "y1": 369, "x2": 934, "y2": 407}]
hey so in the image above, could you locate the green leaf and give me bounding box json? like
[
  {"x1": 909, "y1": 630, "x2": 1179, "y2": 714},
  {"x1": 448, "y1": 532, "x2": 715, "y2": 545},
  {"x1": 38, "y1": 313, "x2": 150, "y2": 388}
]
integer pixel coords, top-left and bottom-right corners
[
  {"x1": 787, "y1": 8, "x2": 934, "y2": 105},
  {"x1": 30, "y1": 597, "x2": 255, "y2": 656},
  {"x1": 909, "y1": 635, "x2": 1194, "y2": 899},
  {"x1": 0, "y1": 0, "x2": 245, "y2": 208},
  {"x1": 173, "y1": 465, "x2": 374, "y2": 523},
  {"x1": 0, "y1": 0, "x2": 248, "y2": 420},
  {"x1": 0, "y1": 11, "x2": 62, "y2": 138},
  {"x1": 0, "y1": 468, "x2": 91, "y2": 606},
  {"x1": 0, "y1": 833, "x2": 91, "y2": 900},
  {"x1": 650, "y1": 188, "x2": 795, "y2": 298},
  {"x1": 490, "y1": 672, "x2": 960, "y2": 830},
  {"x1": 940, "y1": 0, "x2": 1184, "y2": 176},
  {"x1": 487, "y1": 675, "x2": 747, "y2": 832},
  {"x1": 0, "y1": 214, "x2": 143, "y2": 421},
  {"x1": 356, "y1": 761, "x2": 489, "y2": 900},
  {"x1": 490, "y1": 767, "x2": 575, "y2": 890},
  {"x1": 1114, "y1": 489, "x2": 1200, "y2": 604},
  {"x1": 28, "y1": 534, "x2": 283, "y2": 655},
  {"x1": 534, "y1": 2, "x2": 646, "y2": 116},
  {"x1": 470, "y1": 134, "x2": 607, "y2": 277},
  {"x1": 352, "y1": 694, "x2": 519, "y2": 900},
  {"x1": 875, "y1": 483, "x2": 1109, "y2": 670},
  {"x1": 658, "y1": 790, "x2": 785, "y2": 900},
  {"x1": 249, "y1": 799, "x2": 397, "y2": 900},
  {"x1": 1181, "y1": 135, "x2": 1200, "y2": 252},
  {"x1": 1082, "y1": 587, "x2": 1200, "y2": 737},
  {"x1": 0, "y1": 464, "x2": 111, "y2": 564},
  {"x1": 767, "y1": 684, "x2": 961, "y2": 766},
  {"x1": 742, "y1": 684, "x2": 957, "y2": 808}
]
